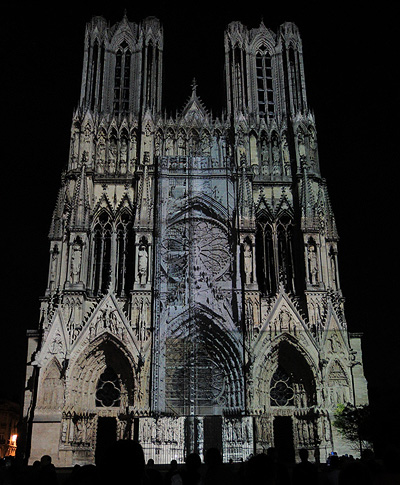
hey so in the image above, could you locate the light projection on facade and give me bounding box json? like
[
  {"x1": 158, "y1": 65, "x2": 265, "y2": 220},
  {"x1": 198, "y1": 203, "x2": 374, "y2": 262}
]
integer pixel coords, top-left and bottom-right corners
[{"x1": 22, "y1": 14, "x2": 368, "y2": 466}]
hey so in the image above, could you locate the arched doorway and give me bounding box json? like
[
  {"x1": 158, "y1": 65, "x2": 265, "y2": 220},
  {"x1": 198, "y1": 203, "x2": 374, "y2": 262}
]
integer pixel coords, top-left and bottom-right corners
[{"x1": 255, "y1": 338, "x2": 319, "y2": 458}]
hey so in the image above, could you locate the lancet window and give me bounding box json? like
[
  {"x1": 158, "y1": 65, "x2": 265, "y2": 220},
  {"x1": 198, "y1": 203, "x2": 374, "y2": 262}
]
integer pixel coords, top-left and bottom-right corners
[
  {"x1": 288, "y1": 47, "x2": 303, "y2": 113},
  {"x1": 89, "y1": 40, "x2": 105, "y2": 111},
  {"x1": 143, "y1": 41, "x2": 161, "y2": 110},
  {"x1": 91, "y1": 211, "x2": 134, "y2": 297},
  {"x1": 113, "y1": 41, "x2": 131, "y2": 114},
  {"x1": 255, "y1": 45, "x2": 274, "y2": 118},
  {"x1": 116, "y1": 212, "x2": 134, "y2": 296},
  {"x1": 228, "y1": 45, "x2": 247, "y2": 113},
  {"x1": 93, "y1": 212, "x2": 112, "y2": 295},
  {"x1": 255, "y1": 214, "x2": 295, "y2": 295}
]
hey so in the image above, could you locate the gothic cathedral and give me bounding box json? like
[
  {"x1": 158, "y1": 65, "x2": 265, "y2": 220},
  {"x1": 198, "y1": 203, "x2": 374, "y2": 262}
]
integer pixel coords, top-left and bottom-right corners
[{"x1": 23, "y1": 14, "x2": 368, "y2": 466}]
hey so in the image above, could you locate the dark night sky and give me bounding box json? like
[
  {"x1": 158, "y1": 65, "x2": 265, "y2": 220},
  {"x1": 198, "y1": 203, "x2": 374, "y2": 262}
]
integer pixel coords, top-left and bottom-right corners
[{"x1": 1, "y1": 1, "x2": 398, "y2": 450}]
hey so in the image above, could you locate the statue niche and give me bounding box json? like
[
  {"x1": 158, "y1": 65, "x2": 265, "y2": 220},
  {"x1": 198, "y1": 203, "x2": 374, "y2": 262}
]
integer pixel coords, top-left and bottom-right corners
[{"x1": 137, "y1": 238, "x2": 149, "y2": 285}]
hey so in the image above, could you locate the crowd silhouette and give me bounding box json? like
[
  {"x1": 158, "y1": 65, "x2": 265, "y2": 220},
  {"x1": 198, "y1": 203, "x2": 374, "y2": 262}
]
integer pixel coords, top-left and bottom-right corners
[{"x1": 1, "y1": 441, "x2": 399, "y2": 485}]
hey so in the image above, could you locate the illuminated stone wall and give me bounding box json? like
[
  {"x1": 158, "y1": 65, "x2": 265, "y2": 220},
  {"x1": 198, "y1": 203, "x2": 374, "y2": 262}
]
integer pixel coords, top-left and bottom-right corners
[{"x1": 22, "y1": 14, "x2": 368, "y2": 466}]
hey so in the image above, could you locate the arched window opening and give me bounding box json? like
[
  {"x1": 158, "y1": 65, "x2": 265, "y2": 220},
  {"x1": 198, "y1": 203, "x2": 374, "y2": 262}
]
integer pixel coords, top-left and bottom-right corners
[
  {"x1": 146, "y1": 42, "x2": 154, "y2": 108},
  {"x1": 116, "y1": 212, "x2": 134, "y2": 296},
  {"x1": 98, "y1": 44, "x2": 105, "y2": 111},
  {"x1": 234, "y1": 47, "x2": 244, "y2": 112},
  {"x1": 329, "y1": 246, "x2": 339, "y2": 290},
  {"x1": 256, "y1": 217, "x2": 276, "y2": 295},
  {"x1": 256, "y1": 214, "x2": 294, "y2": 296},
  {"x1": 95, "y1": 366, "x2": 121, "y2": 407},
  {"x1": 277, "y1": 216, "x2": 295, "y2": 293},
  {"x1": 113, "y1": 42, "x2": 131, "y2": 114},
  {"x1": 90, "y1": 41, "x2": 99, "y2": 111},
  {"x1": 288, "y1": 47, "x2": 302, "y2": 113},
  {"x1": 256, "y1": 46, "x2": 274, "y2": 118},
  {"x1": 93, "y1": 212, "x2": 112, "y2": 296},
  {"x1": 270, "y1": 341, "x2": 316, "y2": 408}
]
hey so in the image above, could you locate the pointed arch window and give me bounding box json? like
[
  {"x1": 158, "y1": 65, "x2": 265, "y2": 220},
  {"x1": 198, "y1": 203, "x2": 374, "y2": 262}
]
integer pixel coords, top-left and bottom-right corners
[
  {"x1": 288, "y1": 47, "x2": 303, "y2": 113},
  {"x1": 93, "y1": 212, "x2": 112, "y2": 296},
  {"x1": 116, "y1": 211, "x2": 134, "y2": 296},
  {"x1": 146, "y1": 42, "x2": 154, "y2": 108},
  {"x1": 277, "y1": 215, "x2": 295, "y2": 293},
  {"x1": 256, "y1": 214, "x2": 295, "y2": 296},
  {"x1": 270, "y1": 342, "x2": 317, "y2": 408},
  {"x1": 256, "y1": 216, "x2": 276, "y2": 295},
  {"x1": 113, "y1": 41, "x2": 131, "y2": 114},
  {"x1": 234, "y1": 47, "x2": 245, "y2": 112},
  {"x1": 255, "y1": 45, "x2": 274, "y2": 118}
]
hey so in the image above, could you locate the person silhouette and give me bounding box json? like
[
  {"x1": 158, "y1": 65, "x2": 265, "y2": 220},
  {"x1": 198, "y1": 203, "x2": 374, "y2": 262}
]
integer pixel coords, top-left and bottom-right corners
[
  {"x1": 293, "y1": 449, "x2": 318, "y2": 485},
  {"x1": 38, "y1": 455, "x2": 59, "y2": 485},
  {"x1": 164, "y1": 459, "x2": 182, "y2": 485},
  {"x1": 146, "y1": 458, "x2": 163, "y2": 485},
  {"x1": 203, "y1": 448, "x2": 235, "y2": 485},
  {"x1": 98, "y1": 439, "x2": 146, "y2": 484},
  {"x1": 180, "y1": 453, "x2": 202, "y2": 485}
]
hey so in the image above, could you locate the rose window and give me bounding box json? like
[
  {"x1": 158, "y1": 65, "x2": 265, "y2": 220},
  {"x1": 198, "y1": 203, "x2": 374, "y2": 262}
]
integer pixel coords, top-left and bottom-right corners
[{"x1": 162, "y1": 218, "x2": 231, "y2": 283}]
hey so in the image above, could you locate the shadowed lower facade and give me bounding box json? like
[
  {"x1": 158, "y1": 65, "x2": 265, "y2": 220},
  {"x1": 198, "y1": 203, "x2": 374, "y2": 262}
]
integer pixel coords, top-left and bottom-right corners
[{"x1": 22, "y1": 14, "x2": 368, "y2": 466}]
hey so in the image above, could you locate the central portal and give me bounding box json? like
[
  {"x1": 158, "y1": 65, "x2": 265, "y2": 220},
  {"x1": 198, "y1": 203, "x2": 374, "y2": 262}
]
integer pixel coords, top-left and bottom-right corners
[
  {"x1": 273, "y1": 416, "x2": 295, "y2": 463},
  {"x1": 152, "y1": 155, "x2": 244, "y2": 417},
  {"x1": 95, "y1": 417, "x2": 117, "y2": 464}
]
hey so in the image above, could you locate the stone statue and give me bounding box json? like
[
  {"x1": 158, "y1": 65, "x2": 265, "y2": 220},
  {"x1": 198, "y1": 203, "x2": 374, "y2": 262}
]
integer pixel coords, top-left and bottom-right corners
[
  {"x1": 108, "y1": 138, "x2": 117, "y2": 173},
  {"x1": 243, "y1": 241, "x2": 253, "y2": 284},
  {"x1": 272, "y1": 137, "x2": 281, "y2": 175},
  {"x1": 282, "y1": 133, "x2": 291, "y2": 176},
  {"x1": 308, "y1": 243, "x2": 318, "y2": 284},
  {"x1": 137, "y1": 244, "x2": 148, "y2": 285},
  {"x1": 70, "y1": 242, "x2": 82, "y2": 284},
  {"x1": 297, "y1": 131, "x2": 306, "y2": 165}
]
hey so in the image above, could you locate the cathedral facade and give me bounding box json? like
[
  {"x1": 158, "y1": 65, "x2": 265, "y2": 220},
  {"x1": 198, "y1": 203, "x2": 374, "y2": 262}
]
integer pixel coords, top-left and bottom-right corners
[{"x1": 22, "y1": 14, "x2": 368, "y2": 466}]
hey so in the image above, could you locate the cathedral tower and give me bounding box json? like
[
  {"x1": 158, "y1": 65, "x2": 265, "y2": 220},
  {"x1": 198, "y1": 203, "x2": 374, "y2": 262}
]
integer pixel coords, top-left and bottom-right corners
[{"x1": 22, "y1": 15, "x2": 368, "y2": 466}]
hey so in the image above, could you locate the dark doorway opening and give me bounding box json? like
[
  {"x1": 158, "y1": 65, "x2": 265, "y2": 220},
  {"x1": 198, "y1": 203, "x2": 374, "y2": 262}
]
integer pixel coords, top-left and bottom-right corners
[
  {"x1": 203, "y1": 416, "x2": 222, "y2": 458},
  {"x1": 95, "y1": 417, "x2": 117, "y2": 465},
  {"x1": 273, "y1": 416, "x2": 295, "y2": 463}
]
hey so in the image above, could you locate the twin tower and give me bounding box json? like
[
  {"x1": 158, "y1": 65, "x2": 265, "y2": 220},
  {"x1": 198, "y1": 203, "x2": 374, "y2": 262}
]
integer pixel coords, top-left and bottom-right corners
[{"x1": 23, "y1": 14, "x2": 368, "y2": 466}]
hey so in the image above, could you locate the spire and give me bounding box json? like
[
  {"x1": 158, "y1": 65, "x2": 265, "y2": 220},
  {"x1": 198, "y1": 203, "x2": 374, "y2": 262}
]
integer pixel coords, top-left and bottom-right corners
[
  {"x1": 191, "y1": 77, "x2": 198, "y2": 95},
  {"x1": 180, "y1": 80, "x2": 209, "y2": 121},
  {"x1": 49, "y1": 181, "x2": 67, "y2": 240}
]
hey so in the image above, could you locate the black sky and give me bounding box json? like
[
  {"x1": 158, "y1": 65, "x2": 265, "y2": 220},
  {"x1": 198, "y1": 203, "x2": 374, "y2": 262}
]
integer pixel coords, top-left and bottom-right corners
[{"x1": 1, "y1": 0, "x2": 398, "y2": 451}]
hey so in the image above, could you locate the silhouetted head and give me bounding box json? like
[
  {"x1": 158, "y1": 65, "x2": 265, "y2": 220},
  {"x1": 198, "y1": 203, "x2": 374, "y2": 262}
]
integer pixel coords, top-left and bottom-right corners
[
  {"x1": 102, "y1": 439, "x2": 145, "y2": 479},
  {"x1": 246, "y1": 453, "x2": 275, "y2": 483},
  {"x1": 40, "y1": 455, "x2": 52, "y2": 466},
  {"x1": 330, "y1": 455, "x2": 340, "y2": 469},
  {"x1": 266, "y1": 447, "x2": 277, "y2": 459},
  {"x1": 186, "y1": 452, "x2": 201, "y2": 471},
  {"x1": 205, "y1": 448, "x2": 222, "y2": 467},
  {"x1": 299, "y1": 449, "x2": 309, "y2": 462}
]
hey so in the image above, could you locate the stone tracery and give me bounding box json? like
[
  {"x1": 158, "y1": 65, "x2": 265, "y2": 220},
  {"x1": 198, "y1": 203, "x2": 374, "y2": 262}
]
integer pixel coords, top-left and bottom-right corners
[{"x1": 24, "y1": 14, "x2": 368, "y2": 466}]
